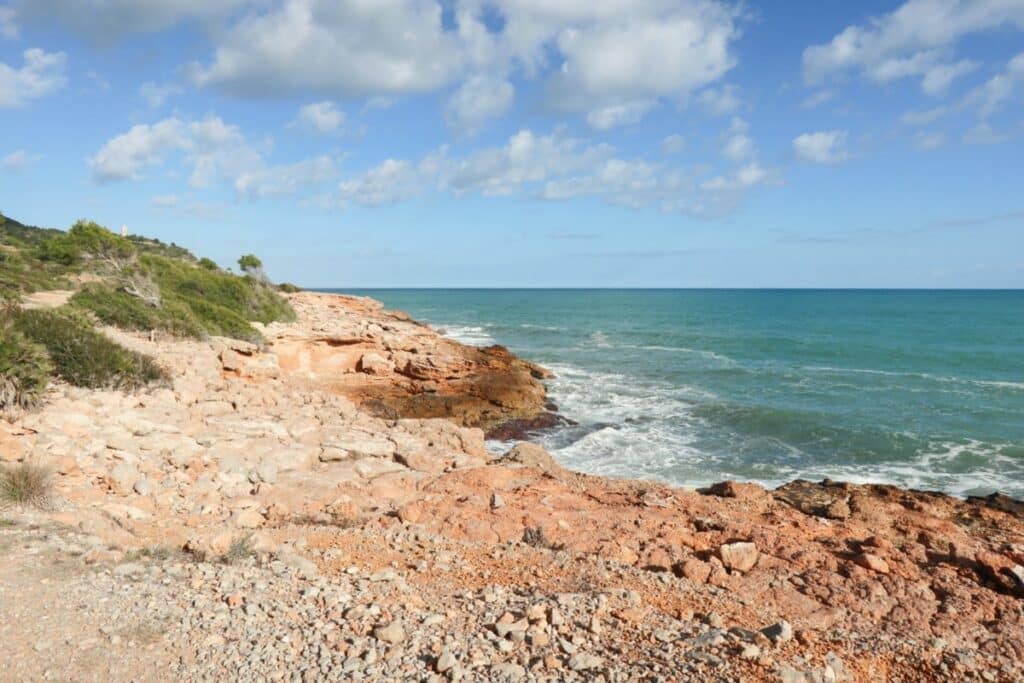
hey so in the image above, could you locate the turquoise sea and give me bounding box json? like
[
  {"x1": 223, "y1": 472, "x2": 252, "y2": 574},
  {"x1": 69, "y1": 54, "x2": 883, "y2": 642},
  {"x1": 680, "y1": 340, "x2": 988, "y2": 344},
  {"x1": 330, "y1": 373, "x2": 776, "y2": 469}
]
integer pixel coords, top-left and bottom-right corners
[{"x1": 333, "y1": 290, "x2": 1024, "y2": 499}]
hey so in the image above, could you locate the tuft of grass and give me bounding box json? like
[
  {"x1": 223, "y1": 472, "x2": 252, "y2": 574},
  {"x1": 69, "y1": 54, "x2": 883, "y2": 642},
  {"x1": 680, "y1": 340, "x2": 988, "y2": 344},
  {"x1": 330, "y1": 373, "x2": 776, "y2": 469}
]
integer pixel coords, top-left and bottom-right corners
[
  {"x1": 221, "y1": 534, "x2": 255, "y2": 564},
  {"x1": 0, "y1": 319, "x2": 51, "y2": 412},
  {"x1": 10, "y1": 308, "x2": 168, "y2": 390},
  {"x1": 521, "y1": 526, "x2": 563, "y2": 551},
  {"x1": 0, "y1": 463, "x2": 52, "y2": 508}
]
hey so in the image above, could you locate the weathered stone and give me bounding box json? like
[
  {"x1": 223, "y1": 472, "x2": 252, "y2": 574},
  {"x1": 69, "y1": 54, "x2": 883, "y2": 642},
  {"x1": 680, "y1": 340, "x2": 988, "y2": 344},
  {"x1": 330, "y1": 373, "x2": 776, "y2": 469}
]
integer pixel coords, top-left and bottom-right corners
[{"x1": 719, "y1": 542, "x2": 759, "y2": 573}]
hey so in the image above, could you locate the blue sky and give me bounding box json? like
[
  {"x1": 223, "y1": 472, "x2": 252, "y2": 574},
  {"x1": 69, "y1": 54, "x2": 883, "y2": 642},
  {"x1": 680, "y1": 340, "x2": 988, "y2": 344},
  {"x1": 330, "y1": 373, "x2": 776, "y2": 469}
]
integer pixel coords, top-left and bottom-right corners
[{"x1": 1, "y1": 0, "x2": 1022, "y2": 288}]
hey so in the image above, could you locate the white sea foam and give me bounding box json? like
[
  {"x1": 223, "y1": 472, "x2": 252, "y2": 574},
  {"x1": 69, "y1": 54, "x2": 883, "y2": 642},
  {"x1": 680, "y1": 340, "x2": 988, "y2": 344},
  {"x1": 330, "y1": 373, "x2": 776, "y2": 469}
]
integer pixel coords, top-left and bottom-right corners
[
  {"x1": 804, "y1": 365, "x2": 1024, "y2": 391},
  {"x1": 439, "y1": 325, "x2": 497, "y2": 347}
]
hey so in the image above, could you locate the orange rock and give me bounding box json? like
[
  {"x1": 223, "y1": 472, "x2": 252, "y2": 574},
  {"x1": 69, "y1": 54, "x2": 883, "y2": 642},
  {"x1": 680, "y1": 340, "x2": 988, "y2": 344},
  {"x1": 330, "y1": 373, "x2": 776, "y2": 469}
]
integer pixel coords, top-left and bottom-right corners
[{"x1": 853, "y1": 552, "x2": 890, "y2": 574}]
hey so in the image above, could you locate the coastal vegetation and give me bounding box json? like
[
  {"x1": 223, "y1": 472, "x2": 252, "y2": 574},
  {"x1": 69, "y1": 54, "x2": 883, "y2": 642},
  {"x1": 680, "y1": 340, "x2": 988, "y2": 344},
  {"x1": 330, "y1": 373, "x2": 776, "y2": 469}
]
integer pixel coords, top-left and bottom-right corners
[{"x1": 0, "y1": 211, "x2": 297, "y2": 413}]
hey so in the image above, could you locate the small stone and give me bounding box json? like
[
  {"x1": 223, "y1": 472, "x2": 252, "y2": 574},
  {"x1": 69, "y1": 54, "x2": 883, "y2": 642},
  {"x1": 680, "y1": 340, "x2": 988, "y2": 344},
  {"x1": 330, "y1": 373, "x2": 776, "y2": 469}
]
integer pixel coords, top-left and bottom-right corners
[
  {"x1": 435, "y1": 649, "x2": 456, "y2": 673},
  {"x1": 490, "y1": 492, "x2": 504, "y2": 510},
  {"x1": 740, "y1": 644, "x2": 760, "y2": 659},
  {"x1": 373, "y1": 621, "x2": 405, "y2": 644},
  {"x1": 719, "y1": 542, "x2": 759, "y2": 573},
  {"x1": 705, "y1": 612, "x2": 725, "y2": 629},
  {"x1": 133, "y1": 478, "x2": 155, "y2": 496},
  {"x1": 760, "y1": 620, "x2": 793, "y2": 644},
  {"x1": 681, "y1": 558, "x2": 712, "y2": 584},
  {"x1": 825, "y1": 498, "x2": 851, "y2": 519},
  {"x1": 568, "y1": 653, "x2": 603, "y2": 672},
  {"x1": 853, "y1": 552, "x2": 890, "y2": 574}
]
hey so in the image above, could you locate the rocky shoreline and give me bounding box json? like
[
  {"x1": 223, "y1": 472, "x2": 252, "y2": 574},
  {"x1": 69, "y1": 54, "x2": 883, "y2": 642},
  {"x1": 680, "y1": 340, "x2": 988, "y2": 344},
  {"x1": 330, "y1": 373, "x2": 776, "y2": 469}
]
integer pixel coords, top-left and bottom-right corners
[{"x1": 1, "y1": 291, "x2": 1022, "y2": 682}]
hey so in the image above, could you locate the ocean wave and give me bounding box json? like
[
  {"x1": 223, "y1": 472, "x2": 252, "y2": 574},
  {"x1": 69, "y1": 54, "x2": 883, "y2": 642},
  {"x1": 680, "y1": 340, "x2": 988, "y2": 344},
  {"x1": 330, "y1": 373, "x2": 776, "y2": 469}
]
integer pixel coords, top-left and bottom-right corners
[
  {"x1": 803, "y1": 365, "x2": 1024, "y2": 391},
  {"x1": 438, "y1": 325, "x2": 497, "y2": 347}
]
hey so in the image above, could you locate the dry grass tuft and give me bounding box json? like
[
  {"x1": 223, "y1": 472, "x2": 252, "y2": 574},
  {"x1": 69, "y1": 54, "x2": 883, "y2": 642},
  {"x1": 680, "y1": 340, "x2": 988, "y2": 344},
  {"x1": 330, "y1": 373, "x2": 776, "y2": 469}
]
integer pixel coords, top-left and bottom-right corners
[{"x1": 0, "y1": 463, "x2": 52, "y2": 508}]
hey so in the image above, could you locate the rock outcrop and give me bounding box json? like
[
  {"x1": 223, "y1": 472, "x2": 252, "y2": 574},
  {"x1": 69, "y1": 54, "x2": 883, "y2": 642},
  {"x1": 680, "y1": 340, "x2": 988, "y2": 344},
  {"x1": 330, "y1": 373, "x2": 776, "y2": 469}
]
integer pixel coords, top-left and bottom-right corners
[{"x1": 1, "y1": 291, "x2": 1022, "y2": 682}]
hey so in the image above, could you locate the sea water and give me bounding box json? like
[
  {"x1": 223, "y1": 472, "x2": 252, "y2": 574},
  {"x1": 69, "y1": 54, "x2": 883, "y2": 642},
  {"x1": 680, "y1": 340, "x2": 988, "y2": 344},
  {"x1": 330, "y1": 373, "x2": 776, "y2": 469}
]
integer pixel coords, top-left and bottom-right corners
[{"x1": 331, "y1": 289, "x2": 1024, "y2": 498}]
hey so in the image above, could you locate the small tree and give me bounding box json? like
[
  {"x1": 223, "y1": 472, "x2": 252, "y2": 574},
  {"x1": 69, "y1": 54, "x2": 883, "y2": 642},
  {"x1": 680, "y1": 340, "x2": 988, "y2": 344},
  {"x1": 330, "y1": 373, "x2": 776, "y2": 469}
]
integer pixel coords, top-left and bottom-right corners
[
  {"x1": 198, "y1": 257, "x2": 218, "y2": 271},
  {"x1": 237, "y1": 254, "x2": 266, "y2": 281}
]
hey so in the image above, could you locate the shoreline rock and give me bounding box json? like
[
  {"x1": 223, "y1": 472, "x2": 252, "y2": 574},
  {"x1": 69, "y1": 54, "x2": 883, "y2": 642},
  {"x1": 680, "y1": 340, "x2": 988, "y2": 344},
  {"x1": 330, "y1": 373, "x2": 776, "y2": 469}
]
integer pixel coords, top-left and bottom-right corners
[{"x1": 1, "y1": 289, "x2": 1022, "y2": 682}]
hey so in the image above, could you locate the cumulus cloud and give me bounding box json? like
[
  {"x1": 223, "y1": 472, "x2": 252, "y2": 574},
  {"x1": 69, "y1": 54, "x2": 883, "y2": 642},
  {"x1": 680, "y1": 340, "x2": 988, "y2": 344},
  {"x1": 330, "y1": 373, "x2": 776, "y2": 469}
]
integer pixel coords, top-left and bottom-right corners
[
  {"x1": 0, "y1": 48, "x2": 67, "y2": 107},
  {"x1": 2, "y1": 149, "x2": 38, "y2": 170},
  {"x1": 139, "y1": 81, "x2": 183, "y2": 108},
  {"x1": 793, "y1": 130, "x2": 850, "y2": 164},
  {"x1": 191, "y1": 0, "x2": 464, "y2": 97},
  {"x1": 446, "y1": 75, "x2": 515, "y2": 133},
  {"x1": 295, "y1": 101, "x2": 345, "y2": 133},
  {"x1": 697, "y1": 85, "x2": 742, "y2": 114},
  {"x1": 546, "y1": 2, "x2": 740, "y2": 126},
  {"x1": 90, "y1": 115, "x2": 336, "y2": 198},
  {"x1": 803, "y1": 0, "x2": 1024, "y2": 93},
  {"x1": 179, "y1": 0, "x2": 742, "y2": 129},
  {"x1": 331, "y1": 126, "x2": 775, "y2": 217},
  {"x1": 963, "y1": 52, "x2": 1024, "y2": 118},
  {"x1": 337, "y1": 159, "x2": 429, "y2": 206}
]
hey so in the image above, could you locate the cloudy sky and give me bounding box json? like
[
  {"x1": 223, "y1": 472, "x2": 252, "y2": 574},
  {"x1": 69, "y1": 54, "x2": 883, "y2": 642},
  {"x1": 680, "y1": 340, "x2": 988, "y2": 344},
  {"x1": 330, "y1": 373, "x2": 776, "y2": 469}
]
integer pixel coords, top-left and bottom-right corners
[{"x1": 1, "y1": 0, "x2": 1023, "y2": 287}]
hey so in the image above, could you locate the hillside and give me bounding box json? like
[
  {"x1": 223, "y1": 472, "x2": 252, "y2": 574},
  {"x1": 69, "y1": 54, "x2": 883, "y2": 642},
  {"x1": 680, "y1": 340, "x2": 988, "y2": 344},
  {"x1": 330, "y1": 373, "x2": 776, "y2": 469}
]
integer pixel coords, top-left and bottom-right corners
[{"x1": 0, "y1": 212, "x2": 296, "y2": 413}]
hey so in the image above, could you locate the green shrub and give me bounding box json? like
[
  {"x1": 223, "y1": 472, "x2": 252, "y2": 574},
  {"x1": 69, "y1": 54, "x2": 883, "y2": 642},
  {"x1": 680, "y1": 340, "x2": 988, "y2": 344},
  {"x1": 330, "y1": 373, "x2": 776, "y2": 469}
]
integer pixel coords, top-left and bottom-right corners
[
  {"x1": 70, "y1": 284, "x2": 205, "y2": 337},
  {"x1": 277, "y1": 282, "x2": 302, "y2": 293},
  {"x1": 237, "y1": 254, "x2": 263, "y2": 273},
  {"x1": 11, "y1": 308, "x2": 167, "y2": 389},
  {"x1": 0, "y1": 322, "x2": 51, "y2": 412},
  {"x1": 36, "y1": 219, "x2": 135, "y2": 267},
  {"x1": 198, "y1": 257, "x2": 218, "y2": 271}
]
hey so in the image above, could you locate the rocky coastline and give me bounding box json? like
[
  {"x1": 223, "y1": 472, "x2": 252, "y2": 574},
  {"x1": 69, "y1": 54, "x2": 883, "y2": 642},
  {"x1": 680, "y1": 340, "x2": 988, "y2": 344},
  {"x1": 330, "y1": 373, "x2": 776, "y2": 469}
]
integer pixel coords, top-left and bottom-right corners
[{"x1": 1, "y1": 291, "x2": 1023, "y2": 682}]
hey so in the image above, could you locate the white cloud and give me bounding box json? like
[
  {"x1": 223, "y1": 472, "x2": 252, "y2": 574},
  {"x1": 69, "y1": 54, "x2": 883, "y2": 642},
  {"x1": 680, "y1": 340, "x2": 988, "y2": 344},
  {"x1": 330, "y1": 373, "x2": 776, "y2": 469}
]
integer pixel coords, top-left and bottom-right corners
[
  {"x1": 0, "y1": 48, "x2": 67, "y2": 107},
  {"x1": 697, "y1": 84, "x2": 742, "y2": 114},
  {"x1": 803, "y1": 0, "x2": 1024, "y2": 92},
  {"x1": 331, "y1": 126, "x2": 776, "y2": 217},
  {"x1": 901, "y1": 106, "x2": 947, "y2": 126},
  {"x1": 963, "y1": 122, "x2": 1014, "y2": 145},
  {"x1": 803, "y1": 89, "x2": 836, "y2": 108},
  {"x1": 181, "y1": 0, "x2": 740, "y2": 130},
  {"x1": 139, "y1": 81, "x2": 182, "y2": 108},
  {"x1": 446, "y1": 75, "x2": 515, "y2": 133},
  {"x1": 0, "y1": 6, "x2": 18, "y2": 39},
  {"x1": 662, "y1": 134, "x2": 687, "y2": 155},
  {"x1": 963, "y1": 52, "x2": 1024, "y2": 118},
  {"x1": 90, "y1": 115, "x2": 335, "y2": 198},
  {"x1": 915, "y1": 131, "x2": 946, "y2": 150},
  {"x1": 722, "y1": 133, "x2": 754, "y2": 161},
  {"x1": 547, "y1": 2, "x2": 740, "y2": 126},
  {"x1": 585, "y1": 101, "x2": 654, "y2": 130},
  {"x1": 793, "y1": 130, "x2": 850, "y2": 164},
  {"x1": 295, "y1": 101, "x2": 345, "y2": 133},
  {"x1": 151, "y1": 194, "x2": 179, "y2": 208},
  {"x1": 235, "y1": 156, "x2": 336, "y2": 199},
  {"x1": 921, "y1": 58, "x2": 978, "y2": 95},
  {"x1": 2, "y1": 149, "x2": 38, "y2": 170},
  {"x1": 192, "y1": 0, "x2": 464, "y2": 97},
  {"x1": 337, "y1": 159, "x2": 430, "y2": 207}
]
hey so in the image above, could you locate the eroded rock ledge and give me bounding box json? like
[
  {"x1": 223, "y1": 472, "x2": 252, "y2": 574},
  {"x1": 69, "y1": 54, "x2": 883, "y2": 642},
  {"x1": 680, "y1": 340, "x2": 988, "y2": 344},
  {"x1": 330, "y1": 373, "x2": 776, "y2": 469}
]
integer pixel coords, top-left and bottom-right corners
[
  {"x1": 260, "y1": 292, "x2": 554, "y2": 436},
  {"x1": 0, "y1": 291, "x2": 1021, "y2": 682}
]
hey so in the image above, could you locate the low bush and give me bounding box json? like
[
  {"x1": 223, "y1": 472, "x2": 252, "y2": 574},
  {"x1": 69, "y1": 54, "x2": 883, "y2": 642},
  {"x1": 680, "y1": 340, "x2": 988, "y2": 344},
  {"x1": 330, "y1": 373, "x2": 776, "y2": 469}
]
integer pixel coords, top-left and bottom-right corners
[
  {"x1": 0, "y1": 463, "x2": 52, "y2": 508},
  {"x1": 36, "y1": 219, "x2": 136, "y2": 268},
  {"x1": 70, "y1": 284, "x2": 205, "y2": 337},
  {"x1": 11, "y1": 308, "x2": 168, "y2": 389},
  {"x1": 278, "y1": 282, "x2": 302, "y2": 293},
  {"x1": 0, "y1": 322, "x2": 51, "y2": 412}
]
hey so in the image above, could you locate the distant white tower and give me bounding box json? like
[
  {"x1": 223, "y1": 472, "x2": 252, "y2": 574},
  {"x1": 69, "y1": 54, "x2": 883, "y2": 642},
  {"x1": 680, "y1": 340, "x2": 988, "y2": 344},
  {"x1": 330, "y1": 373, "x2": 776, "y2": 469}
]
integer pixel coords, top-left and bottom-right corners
[{"x1": 121, "y1": 225, "x2": 128, "y2": 237}]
